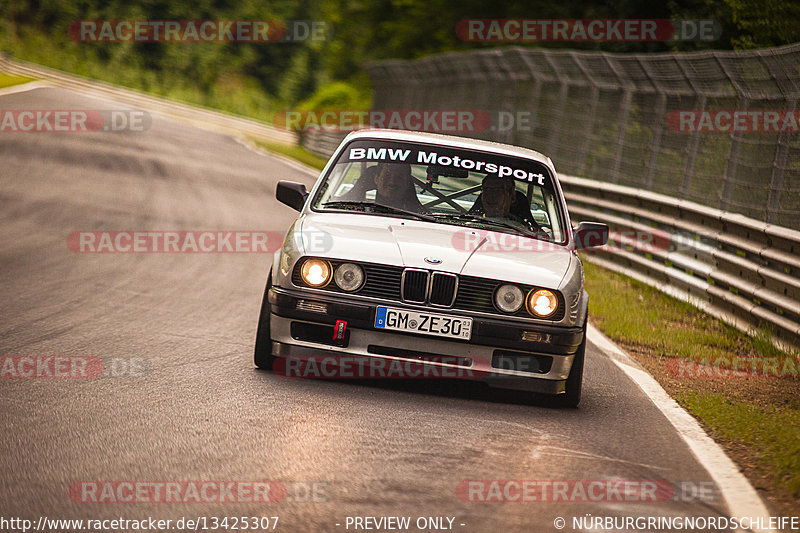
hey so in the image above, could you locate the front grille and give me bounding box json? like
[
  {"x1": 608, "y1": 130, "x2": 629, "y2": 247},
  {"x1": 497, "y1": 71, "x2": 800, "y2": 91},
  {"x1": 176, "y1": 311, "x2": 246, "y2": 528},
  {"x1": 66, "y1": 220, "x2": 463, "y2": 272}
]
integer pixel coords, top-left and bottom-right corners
[
  {"x1": 292, "y1": 257, "x2": 566, "y2": 321},
  {"x1": 429, "y1": 272, "x2": 457, "y2": 306},
  {"x1": 454, "y1": 276, "x2": 498, "y2": 312},
  {"x1": 402, "y1": 269, "x2": 428, "y2": 302},
  {"x1": 359, "y1": 264, "x2": 402, "y2": 299}
]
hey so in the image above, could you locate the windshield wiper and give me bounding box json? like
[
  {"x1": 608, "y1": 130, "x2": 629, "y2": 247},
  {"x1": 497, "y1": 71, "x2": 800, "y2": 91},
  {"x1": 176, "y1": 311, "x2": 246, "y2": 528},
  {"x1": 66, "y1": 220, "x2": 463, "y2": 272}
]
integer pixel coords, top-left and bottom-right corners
[
  {"x1": 434, "y1": 213, "x2": 541, "y2": 239},
  {"x1": 321, "y1": 201, "x2": 437, "y2": 223}
]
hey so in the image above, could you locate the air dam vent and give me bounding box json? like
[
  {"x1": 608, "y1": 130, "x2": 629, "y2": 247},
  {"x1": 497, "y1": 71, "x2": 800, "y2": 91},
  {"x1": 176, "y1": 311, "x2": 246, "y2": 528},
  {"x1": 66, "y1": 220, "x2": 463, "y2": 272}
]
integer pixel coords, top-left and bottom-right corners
[{"x1": 491, "y1": 350, "x2": 553, "y2": 374}]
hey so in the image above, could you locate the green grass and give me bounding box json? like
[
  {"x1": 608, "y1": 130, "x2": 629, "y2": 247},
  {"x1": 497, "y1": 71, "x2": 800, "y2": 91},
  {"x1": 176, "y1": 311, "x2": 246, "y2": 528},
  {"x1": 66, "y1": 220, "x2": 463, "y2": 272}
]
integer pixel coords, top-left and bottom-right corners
[
  {"x1": 253, "y1": 139, "x2": 328, "y2": 171},
  {"x1": 582, "y1": 259, "x2": 798, "y2": 366},
  {"x1": 583, "y1": 258, "x2": 800, "y2": 498},
  {"x1": 584, "y1": 259, "x2": 741, "y2": 360},
  {"x1": 0, "y1": 73, "x2": 36, "y2": 88},
  {"x1": 680, "y1": 392, "x2": 800, "y2": 496}
]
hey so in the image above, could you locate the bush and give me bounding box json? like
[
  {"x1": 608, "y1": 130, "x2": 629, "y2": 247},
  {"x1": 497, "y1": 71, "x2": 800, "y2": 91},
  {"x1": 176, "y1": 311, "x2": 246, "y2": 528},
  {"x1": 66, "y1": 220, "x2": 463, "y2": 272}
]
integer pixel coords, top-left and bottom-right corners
[{"x1": 296, "y1": 81, "x2": 369, "y2": 111}]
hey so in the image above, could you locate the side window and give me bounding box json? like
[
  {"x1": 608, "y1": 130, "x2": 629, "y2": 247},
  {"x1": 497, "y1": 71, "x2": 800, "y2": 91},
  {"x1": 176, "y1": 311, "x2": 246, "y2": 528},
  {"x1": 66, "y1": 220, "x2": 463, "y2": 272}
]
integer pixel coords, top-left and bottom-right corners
[{"x1": 542, "y1": 189, "x2": 562, "y2": 240}]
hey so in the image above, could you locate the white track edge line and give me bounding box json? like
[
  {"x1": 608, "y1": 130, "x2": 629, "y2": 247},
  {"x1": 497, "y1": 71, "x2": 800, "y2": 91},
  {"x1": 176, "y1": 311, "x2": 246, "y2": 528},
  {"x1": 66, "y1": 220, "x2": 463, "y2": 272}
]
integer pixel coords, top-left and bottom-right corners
[
  {"x1": 588, "y1": 323, "x2": 778, "y2": 533},
  {"x1": 233, "y1": 136, "x2": 319, "y2": 180},
  {"x1": 0, "y1": 81, "x2": 46, "y2": 97}
]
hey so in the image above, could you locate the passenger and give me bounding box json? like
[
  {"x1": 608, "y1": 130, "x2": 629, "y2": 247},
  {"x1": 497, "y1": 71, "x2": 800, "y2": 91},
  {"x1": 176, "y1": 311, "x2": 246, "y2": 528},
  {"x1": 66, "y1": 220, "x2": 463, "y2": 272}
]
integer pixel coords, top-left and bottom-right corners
[
  {"x1": 373, "y1": 163, "x2": 426, "y2": 213},
  {"x1": 336, "y1": 163, "x2": 425, "y2": 213},
  {"x1": 479, "y1": 175, "x2": 516, "y2": 218}
]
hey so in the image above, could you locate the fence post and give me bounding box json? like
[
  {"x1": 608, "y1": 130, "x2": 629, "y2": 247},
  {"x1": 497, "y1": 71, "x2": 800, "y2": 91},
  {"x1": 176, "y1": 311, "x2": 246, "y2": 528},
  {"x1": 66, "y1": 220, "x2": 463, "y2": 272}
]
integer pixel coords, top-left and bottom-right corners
[
  {"x1": 543, "y1": 54, "x2": 569, "y2": 162},
  {"x1": 767, "y1": 98, "x2": 796, "y2": 223},
  {"x1": 719, "y1": 97, "x2": 747, "y2": 210},
  {"x1": 570, "y1": 52, "x2": 601, "y2": 175},
  {"x1": 517, "y1": 50, "x2": 545, "y2": 151},
  {"x1": 645, "y1": 92, "x2": 668, "y2": 191},
  {"x1": 679, "y1": 94, "x2": 705, "y2": 198},
  {"x1": 601, "y1": 55, "x2": 634, "y2": 185}
]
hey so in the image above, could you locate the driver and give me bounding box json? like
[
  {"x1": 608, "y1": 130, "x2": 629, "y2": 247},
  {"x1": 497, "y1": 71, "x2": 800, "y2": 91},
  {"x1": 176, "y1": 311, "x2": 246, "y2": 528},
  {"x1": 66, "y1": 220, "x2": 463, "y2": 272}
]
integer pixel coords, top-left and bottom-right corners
[{"x1": 471, "y1": 175, "x2": 540, "y2": 232}]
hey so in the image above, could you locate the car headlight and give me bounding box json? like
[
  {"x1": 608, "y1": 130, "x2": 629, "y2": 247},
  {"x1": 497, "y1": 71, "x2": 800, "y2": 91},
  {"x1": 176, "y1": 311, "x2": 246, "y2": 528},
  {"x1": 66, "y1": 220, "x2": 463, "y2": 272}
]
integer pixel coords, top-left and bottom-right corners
[
  {"x1": 527, "y1": 289, "x2": 558, "y2": 318},
  {"x1": 494, "y1": 284, "x2": 524, "y2": 313},
  {"x1": 334, "y1": 263, "x2": 364, "y2": 291},
  {"x1": 300, "y1": 258, "x2": 332, "y2": 287}
]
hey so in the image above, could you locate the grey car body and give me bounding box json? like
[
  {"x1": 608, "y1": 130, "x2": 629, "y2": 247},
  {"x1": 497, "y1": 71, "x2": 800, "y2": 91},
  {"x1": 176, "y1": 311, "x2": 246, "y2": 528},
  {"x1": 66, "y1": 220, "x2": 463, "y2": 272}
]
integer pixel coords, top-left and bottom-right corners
[{"x1": 255, "y1": 129, "x2": 608, "y2": 407}]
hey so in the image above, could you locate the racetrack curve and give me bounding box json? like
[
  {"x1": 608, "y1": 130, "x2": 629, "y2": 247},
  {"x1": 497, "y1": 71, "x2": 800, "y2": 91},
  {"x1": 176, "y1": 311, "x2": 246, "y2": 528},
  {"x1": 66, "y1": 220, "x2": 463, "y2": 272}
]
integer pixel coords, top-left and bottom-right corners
[{"x1": 0, "y1": 86, "x2": 744, "y2": 531}]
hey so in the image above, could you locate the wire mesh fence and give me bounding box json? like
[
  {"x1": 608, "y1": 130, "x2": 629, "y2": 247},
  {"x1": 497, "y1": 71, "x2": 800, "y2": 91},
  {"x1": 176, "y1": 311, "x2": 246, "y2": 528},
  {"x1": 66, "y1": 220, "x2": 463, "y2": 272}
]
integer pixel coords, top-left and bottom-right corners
[{"x1": 365, "y1": 44, "x2": 800, "y2": 230}]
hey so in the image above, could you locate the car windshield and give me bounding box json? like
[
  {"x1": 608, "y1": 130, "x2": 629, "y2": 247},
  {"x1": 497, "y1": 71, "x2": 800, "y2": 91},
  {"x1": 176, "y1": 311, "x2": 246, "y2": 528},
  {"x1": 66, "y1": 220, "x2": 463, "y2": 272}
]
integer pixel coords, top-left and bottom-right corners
[{"x1": 311, "y1": 139, "x2": 566, "y2": 243}]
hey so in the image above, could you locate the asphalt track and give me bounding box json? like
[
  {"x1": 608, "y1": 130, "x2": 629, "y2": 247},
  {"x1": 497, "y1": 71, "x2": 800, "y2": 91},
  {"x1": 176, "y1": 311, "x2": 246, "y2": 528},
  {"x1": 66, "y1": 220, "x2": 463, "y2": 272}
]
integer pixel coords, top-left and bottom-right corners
[{"x1": 0, "y1": 87, "x2": 747, "y2": 532}]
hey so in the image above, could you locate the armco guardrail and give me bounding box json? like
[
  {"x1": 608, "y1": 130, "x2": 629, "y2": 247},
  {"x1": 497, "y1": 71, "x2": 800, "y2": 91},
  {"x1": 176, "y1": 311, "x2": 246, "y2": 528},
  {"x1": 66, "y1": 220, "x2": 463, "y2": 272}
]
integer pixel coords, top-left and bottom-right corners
[
  {"x1": 562, "y1": 175, "x2": 800, "y2": 352},
  {"x1": 300, "y1": 130, "x2": 347, "y2": 158},
  {"x1": 0, "y1": 55, "x2": 296, "y2": 145},
  {"x1": 300, "y1": 130, "x2": 799, "y2": 350}
]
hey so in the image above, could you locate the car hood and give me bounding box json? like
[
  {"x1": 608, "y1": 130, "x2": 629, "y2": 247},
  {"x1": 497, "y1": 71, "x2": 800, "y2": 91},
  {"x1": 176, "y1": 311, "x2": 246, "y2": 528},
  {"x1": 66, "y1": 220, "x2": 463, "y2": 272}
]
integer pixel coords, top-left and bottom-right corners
[{"x1": 300, "y1": 213, "x2": 572, "y2": 289}]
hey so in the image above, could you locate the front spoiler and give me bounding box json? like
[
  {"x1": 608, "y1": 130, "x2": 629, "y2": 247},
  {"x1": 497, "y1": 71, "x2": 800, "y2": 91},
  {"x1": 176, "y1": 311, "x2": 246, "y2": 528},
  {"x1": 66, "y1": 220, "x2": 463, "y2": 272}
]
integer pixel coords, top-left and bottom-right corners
[
  {"x1": 271, "y1": 340, "x2": 566, "y2": 394},
  {"x1": 268, "y1": 309, "x2": 577, "y2": 394}
]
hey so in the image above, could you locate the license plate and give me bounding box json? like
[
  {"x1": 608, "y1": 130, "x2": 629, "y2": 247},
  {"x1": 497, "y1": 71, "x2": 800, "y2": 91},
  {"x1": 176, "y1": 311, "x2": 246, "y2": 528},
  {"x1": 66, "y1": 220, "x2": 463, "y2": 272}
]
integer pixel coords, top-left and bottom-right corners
[{"x1": 374, "y1": 307, "x2": 472, "y2": 340}]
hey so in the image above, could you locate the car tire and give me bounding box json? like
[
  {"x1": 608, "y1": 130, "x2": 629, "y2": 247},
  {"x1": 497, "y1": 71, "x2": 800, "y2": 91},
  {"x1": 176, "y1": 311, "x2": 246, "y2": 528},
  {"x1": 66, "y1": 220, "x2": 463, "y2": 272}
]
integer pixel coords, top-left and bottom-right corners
[
  {"x1": 551, "y1": 326, "x2": 586, "y2": 408},
  {"x1": 254, "y1": 270, "x2": 276, "y2": 370}
]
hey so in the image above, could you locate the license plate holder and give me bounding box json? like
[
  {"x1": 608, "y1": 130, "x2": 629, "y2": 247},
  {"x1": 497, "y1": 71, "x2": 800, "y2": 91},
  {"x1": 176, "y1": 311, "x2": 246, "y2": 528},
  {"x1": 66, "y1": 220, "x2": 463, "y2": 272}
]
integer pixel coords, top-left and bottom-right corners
[{"x1": 374, "y1": 307, "x2": 472, "y2": 340}]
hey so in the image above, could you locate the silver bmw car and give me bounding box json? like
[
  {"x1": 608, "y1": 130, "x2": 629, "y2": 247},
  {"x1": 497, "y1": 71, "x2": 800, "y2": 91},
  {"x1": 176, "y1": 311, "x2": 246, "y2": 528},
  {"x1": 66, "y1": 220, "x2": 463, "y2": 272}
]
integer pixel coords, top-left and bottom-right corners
[{"x1": 255, "y1": 129, "x2": 608, "y2": 406}]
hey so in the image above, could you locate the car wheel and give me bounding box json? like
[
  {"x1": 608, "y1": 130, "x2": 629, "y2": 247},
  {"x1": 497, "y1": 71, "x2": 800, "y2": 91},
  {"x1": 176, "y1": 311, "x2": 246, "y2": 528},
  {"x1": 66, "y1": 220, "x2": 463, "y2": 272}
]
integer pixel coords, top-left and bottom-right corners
[
  {"x1": 551, "y1": 326, "x2": 586, "y2": 408},
  {"x1": 254, "y1": 270, "x2": 276, "y2": 370}
]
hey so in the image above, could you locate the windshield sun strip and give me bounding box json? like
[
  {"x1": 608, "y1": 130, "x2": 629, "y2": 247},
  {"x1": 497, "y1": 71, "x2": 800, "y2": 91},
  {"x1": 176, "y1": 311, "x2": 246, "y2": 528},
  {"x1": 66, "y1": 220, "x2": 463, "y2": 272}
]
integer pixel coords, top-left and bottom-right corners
[{"x1": 308, "y1": 139, "x2": 568, "y2": 244}]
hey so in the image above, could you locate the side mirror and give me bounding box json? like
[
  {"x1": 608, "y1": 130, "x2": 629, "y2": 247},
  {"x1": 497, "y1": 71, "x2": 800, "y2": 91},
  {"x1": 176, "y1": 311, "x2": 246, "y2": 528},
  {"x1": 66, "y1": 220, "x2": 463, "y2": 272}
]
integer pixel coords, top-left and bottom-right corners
[
  {"x1": 573, "y1": 222, "x2": 609, "y2": 250},
  {"x1": 276, "y1": 181, "x2": 308, "y2": 211}
]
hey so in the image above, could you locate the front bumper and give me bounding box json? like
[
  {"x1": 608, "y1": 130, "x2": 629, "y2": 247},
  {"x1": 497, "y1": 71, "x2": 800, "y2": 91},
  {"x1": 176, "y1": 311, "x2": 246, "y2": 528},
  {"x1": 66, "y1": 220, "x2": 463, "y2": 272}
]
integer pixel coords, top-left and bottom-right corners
[{"x1": 268, "y1": 286, "x2": 585, "y2": 394}]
